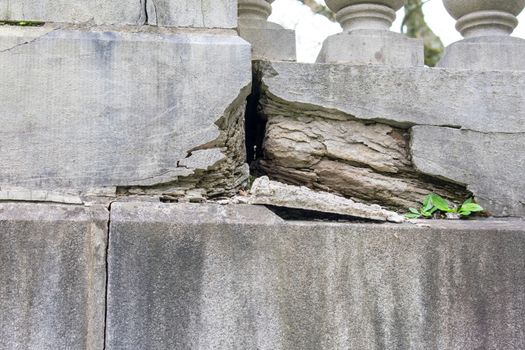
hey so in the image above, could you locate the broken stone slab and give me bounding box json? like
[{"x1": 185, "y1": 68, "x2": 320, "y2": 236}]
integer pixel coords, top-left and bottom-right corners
[
  {"x1": 0, "y1": 0, "x2": 237, "y2": 28},
  {"x1": 0, "y1": 203, "x2": 108, "y2": 350},
  {"x1": 256, "y1": 111, "x2": 469, "y2": 211},
  {"x1": 256, "y1": 61, "x2": 525, "y2": 133},
  {"x1": 107, "y1": 202, "x2": 525, "y2": 349},
  {"x1": 238, "y1": 176, "x2": 405, "y2": 222},
  {"x1": 0, "y1": 25, "x2": 251, "y2": 198},
  {"x1": 411, "y1": 126, "x2": 525, "y2": 217}
]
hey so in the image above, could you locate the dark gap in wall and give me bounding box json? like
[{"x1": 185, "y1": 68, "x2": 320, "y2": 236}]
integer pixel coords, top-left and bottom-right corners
[
  {"x1": 102, "y1": 202, "x2": 112, "y2": 350},
  {"x1": 244, "y1": 61, "x2": 267, "y2": 175},
  {"x1": 265, "y1": 205, "x2": 384, "y2": 223}
]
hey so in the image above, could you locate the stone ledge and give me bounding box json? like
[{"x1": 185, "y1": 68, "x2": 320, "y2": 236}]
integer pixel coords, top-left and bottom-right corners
[
  {"x1": 107, "y1": 202, "x2": 525, "y2": 349},
  {"x1": 0, "y1": 0, "x2": 237, "y2": 28}
]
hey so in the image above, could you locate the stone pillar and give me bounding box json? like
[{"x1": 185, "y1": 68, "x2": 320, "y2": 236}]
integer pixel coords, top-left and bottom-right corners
[
  {"x1": 438, "y1": 0, "x2": 525, "y2": 70},
  {"x1": 317, "y1": 0, "x2": 423, "y2": 66},
  {"x1": 238, "y1": 0, "x2": 296, "y2": 61}
]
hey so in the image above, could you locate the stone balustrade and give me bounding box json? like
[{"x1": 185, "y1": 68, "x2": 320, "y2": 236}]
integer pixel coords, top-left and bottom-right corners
[
  {"x1": 438, "y1": 0, "x2": 525, "y2": 70},
  {"x1": 316, "y1": 0, "x2": 424, "y2": 66},
  {"x1": 238, "y1": 0, "x2": 296, "y2": 61}
]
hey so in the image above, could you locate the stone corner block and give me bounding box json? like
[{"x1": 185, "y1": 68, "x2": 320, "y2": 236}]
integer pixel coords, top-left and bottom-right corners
[
  {"x1": 0, "y1": 26, "x2": 251, "y2": 196},
  {"x1": 0, "y1": 203, "x2": 108, "y2": 350}
]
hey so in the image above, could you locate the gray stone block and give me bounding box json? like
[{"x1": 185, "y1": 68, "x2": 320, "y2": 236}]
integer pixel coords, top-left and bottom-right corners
[
  {"x1": 239, "y1": 20, "x2": 296, "y2": 61},
  {"x1": 317, "y1": 30, "x2": 424, "y2": 67},
  {"x1": 0, "y1": 26, "x2": 251, "y2": 196},
  {"x1": 0, "y1": 203, "x2": 108, "y2": 350},
  {"x1": 147, "y1": 0, "x2": 237, "y2": 28},
  {"x1": 0, "y1": 0, "x2": 237, "y2": 28},
  {"x1": 438, "y1": 36, "x2": 525, "y2": 71},
  {"x1": 411, "y1": 126, "x2": 525, "y2": 217},
  {"x1": 257, "y1": 61, "x2": 525, "y2": 133},
  {"x1": 107, "y1": 202, "x2": 525, "y2": 349}
]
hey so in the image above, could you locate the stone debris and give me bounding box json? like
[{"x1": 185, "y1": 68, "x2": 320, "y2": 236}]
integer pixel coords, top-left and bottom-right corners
[{"x1": 237, "y1": 176, "x2": 405, "y2": 223}]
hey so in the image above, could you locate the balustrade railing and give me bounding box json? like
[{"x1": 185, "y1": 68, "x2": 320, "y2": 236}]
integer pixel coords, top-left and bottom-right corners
[
  {"x1": 316, "y1": 0, "x2": 424, "y2": 66},
  {"x1": 237, "y1": 0, "x2": 296, "y2": 61},
  {"x1": 438, "y1": 0, "x2": 525, "y2": 70}
]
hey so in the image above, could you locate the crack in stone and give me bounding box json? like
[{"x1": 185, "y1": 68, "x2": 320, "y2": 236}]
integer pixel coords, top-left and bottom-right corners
[{"x1": 0, "y1": 26, "x2": 60, "y2": 53}]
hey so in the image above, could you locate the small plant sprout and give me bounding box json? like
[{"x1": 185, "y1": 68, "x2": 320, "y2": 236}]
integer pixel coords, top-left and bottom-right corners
[{"x1": 405, "y1": 193, "x2": 484, "y2": 219}]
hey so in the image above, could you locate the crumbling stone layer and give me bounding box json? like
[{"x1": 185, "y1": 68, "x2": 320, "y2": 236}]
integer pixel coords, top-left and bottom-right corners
[{"x1": 253, "y1": 61, "x2": 524, "y2": 215}]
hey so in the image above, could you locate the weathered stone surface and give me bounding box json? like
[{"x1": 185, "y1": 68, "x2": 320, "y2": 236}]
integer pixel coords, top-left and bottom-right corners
[
  {"x1": 238, "y1": 21, "x2": 296, "y2": 61},
  {"x1": 438, "y1": 36, "x2": 525, "y2": 71},
  {"x1": 0, "y1": 0, "x2": 237, "y2": 28},
  {"x1": 0, "y1": 26, "x2": 251, "y2": 198},
  {"x1": 256, "y1": 61, "x2": 525, "y2": 133},
  {"x1": 317, "y1": 30, "x2": 424, "y2": 66},
  {"x1": 411, "y1": 126, "x2": 525, "y2": 217},
  {"x1": 0, "y1": 203, "x2": 107, "y2": 350},
  {"x1": 256, "y1": 113, "x2": 468, "y2": 211},
  {"x1": 238, "y1": 176, "x2": 404, "y2": 222},
  {"x1": 107, "y1": 202, "x2": 525, "y2": 349},
  {"x1": 146, "y1": 0, "x2": 237, "y2": 28}
]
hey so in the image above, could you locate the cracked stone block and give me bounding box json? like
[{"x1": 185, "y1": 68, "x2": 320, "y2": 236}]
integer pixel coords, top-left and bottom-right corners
[
  {"x1": 254, "y1": 61, "x2": 525, "y2": 214},
  {"x1": 411, "y1": 126, "x2": 525, "y2": 217},
  {"x1": 0, "y1": 203, "x2": 108, "y2": 350},
  {"x1": 0, "y1": 26, "x2": 251, "y2": 198},
  {"x1": 256, "y1": 61, "x2": 525, "y2": 133},
  {"x1": 107, "y1": 202, "x2": 525, "y2": 349},
  {"x1": 0, "y1": 0, "x2": 237, "y2": 28}
]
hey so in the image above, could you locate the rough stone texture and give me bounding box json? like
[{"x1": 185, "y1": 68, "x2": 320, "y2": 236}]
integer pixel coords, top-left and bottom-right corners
[
  {"x1": 256, "y1": 61, "x2": 525, "y2": 133},
  {"x1": 438, "y1": 36, "x2": 525, "y2": 71},
  {"x1": 411, "y1": 126, "x2": 525, "y2": 217},
  {"x1": 107, "y1": 202, "x2": 525, "y2": 349},
  {"x1": 238, "y1": 176, "x2": 404, "y2": 222},
  {"x1": 256, "y1": 100, "x2": 469, "y2": 211},
  {"x1": 317, "y1": 30, "x2": 424, "y2": 66},
  {"x1": 0, "y1": 0, "x2": 237, "y2": 28},
  {"x1": 0, "y1": 25, "x2": 251, "y2": 199},
  {"x1": 0, "y1": 203, "x2": 108, "y2": 350},
  {"x1": 254, "y1": 61, "x2": 524, "y2": 215},
  {"x1": 239, "y1": 20, "x2": 296, "y2": 61}
]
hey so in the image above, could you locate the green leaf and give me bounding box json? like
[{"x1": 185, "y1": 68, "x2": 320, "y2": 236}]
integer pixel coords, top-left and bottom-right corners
[
  {"x1": 405, "y1": 213, "x2": 421, "y2": 219},
  {"x1": 463, "y1": 198, "x2": 474, "y2": 205},
  {"x1": 421, "y1": 211, "x2": 433, "y2": 218},
  {"x1": 459, "y1": 210, "x2": 472, "y2": 216},
  {"x1": 422, "y1": 194, "x2": 432, "y2": 208},
  {"x1": 408, "y1": 208, "x2": 420, "y2": 215},
  {"x1": 430, "y1": 194, "x2": 452, "y2": 212},
  {"x1": 460, "y1": 203, "x2": 484, "y2": 213}
]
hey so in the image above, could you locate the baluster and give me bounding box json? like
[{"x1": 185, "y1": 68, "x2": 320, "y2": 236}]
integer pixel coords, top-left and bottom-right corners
[
  {"x1": 238, "y1": 0, "x2": 296, "y2": 61},
  {"x1": 438, "y1": 0, "x2": 525, "y2": 70},
  {"x1": 317, "y1": 0, "x2": 423, "y2": 66}
]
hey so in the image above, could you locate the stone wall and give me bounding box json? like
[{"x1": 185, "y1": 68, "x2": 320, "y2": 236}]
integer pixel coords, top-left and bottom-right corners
[
  {"x1": 1, "y1": 0, "x2": 525, "y2": 348},
  {"x1": 1, "y1": 202, "x2": 524, "y2": 349}
]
